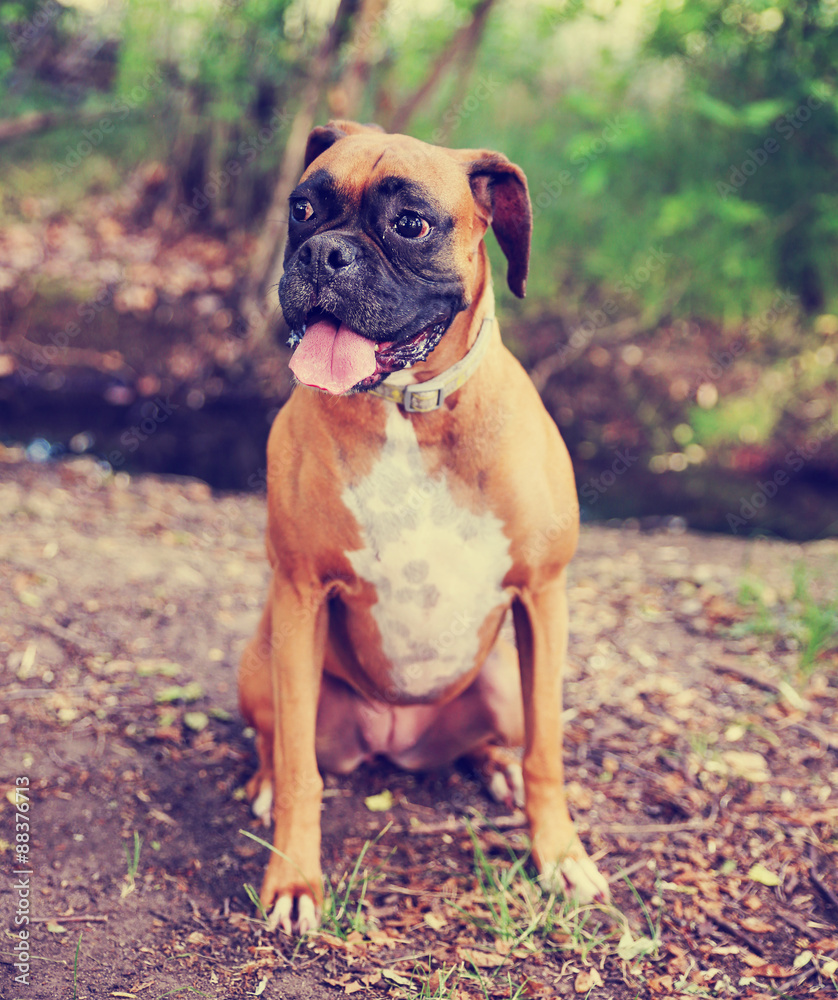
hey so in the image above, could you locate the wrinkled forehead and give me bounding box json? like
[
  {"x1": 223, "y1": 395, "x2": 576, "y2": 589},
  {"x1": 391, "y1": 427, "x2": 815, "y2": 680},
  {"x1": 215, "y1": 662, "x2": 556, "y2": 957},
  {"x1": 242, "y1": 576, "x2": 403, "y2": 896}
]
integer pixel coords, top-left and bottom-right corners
[{"x1": 300, "y1": 132, "x2": 473, "y2": 213}]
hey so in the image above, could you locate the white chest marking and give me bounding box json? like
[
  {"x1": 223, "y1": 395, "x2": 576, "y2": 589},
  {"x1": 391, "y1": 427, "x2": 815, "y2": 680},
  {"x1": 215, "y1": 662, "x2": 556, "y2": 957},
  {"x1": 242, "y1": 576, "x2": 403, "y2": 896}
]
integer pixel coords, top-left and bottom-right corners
[{"x1": 342, "y1": 408, "x2": 512, "y2": 699}]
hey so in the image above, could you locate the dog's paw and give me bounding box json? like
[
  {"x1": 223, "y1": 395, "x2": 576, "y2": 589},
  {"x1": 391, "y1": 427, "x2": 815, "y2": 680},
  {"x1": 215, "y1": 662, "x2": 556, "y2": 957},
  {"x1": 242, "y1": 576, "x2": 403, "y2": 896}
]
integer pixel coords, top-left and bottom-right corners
[
  {"x1": 487, "y1": 759, "x2": 525, "y2": 809},
  {"x1": 250, "y1": 781, "x2": 273, "y2": 827},
  {"x1": 539, "y1": 850, "x2": 610, "y2": 905},
  {"x1": 470, "y1": 745, "x2": 525, "y2": 810},
  {"x1": 267, "y1": 892, "x2": 320, "y2": 935}
]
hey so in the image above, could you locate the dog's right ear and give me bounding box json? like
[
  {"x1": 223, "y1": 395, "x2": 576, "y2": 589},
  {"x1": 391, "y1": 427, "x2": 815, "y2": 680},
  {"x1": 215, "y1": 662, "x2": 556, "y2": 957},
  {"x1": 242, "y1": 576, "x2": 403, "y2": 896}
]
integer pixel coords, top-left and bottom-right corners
[{"x1": 304, "y1": 120, "x2": 385, "y2": 169}]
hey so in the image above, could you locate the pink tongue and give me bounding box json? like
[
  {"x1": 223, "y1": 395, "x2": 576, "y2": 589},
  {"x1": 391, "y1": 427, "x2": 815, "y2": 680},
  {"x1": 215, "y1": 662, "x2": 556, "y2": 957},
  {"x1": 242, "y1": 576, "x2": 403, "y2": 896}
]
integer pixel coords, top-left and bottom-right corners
[{"x1": 289, "y1": 317, "x2": 377, "y2": 394}]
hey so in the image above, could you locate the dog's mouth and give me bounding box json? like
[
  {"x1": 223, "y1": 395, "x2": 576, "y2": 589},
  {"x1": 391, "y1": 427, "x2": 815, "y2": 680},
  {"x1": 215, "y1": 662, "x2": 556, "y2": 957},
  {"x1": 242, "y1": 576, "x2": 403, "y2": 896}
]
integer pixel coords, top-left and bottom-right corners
[{"x1": 287, "y1": 310, "x2": 450, "y2": 395}]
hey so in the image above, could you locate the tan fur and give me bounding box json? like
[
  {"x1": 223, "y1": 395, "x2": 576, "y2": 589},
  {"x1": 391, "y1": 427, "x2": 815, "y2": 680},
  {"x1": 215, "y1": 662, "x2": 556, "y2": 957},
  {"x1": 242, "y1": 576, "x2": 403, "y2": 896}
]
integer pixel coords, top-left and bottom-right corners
[{"x1": 238, "y1": 126, "x2": 608, "y2": 933}]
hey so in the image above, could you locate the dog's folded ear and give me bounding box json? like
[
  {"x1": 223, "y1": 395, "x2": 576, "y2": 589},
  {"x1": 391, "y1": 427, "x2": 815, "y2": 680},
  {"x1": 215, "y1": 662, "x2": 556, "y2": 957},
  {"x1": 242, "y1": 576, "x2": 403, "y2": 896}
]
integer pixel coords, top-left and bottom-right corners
[
  {"x1": 459, "y1": 152, "x2": 532, "y2": 299},
  {"x1": 304, "y1": 120, "x2": 385, "y2": 169}
]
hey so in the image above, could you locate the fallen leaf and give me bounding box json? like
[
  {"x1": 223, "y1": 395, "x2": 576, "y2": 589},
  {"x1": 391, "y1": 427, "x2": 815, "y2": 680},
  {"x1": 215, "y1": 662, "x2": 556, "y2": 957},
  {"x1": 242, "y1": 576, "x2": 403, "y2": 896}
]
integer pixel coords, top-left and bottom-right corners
[
  {"x1": 747, "y1": 863, "x2": 781, "y2": 887},
  {"x1": 364, "y1": 789, "x2": 394, "y2": 812},
  {"x1": 741, "y1": 951, "x2": 768, "y2": 968},
  {"x1": 617, "y1": 928, "x2": 658, "y2": 961},
  {"x1": 183, "y1": 711, "x2": 209, "y2": 732},
  {"x1": 381, "y1": 969, "x2": 412, "y2": 985},
  {"x1": 522, "y1": 980, "x2": 550, "y2": 998},
  {"x1": 458, "y1": 946, "x2": 506, "y2": 968},
  {"x1": 574, "y1": 968, "x2": 603, "y2": 992},
  {"x1": 739, "y1": 917, "x2": 776, "y2": 933},
  {"x1": 749, "y1": 963, "x2": 797, "y2": 978},
  {"x1": 647, "y1": 973, "x2": 674, "y2": 992},
  {"x1": 155, "y1": 681, "x2": 204, "y2": 703},
  {"x1": 721, "y1": 750, "x2": 770, "y2": 783}
]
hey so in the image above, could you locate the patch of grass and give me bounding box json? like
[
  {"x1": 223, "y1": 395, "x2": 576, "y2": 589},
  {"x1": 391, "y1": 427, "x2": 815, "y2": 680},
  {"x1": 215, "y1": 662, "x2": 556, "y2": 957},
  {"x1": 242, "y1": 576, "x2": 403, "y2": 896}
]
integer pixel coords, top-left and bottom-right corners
[
  {"x1": 734, "y1": 566, "x2": 838, "y2": 679},
  {"x1": 120, "y1": 829, "x2": 142, "y2": 898},
  {"x1": 242, "y1": 882, "x2": 268, "y2": 924},
  {"x1": 72, "y1": 931, "x2": 82, "y2": 1000},
  {"x1": 321, "y1": 830, "x2": 388, "y2": 938},
  {"x1": 733, "y1": 576, "x2": 777, "y2": 637},
  {"x1": 239, "y1": 825, "x2": 390, "y2": 938},
  {"x1": 0, "y1": 116, "x2": 167, "y2": 222},
  {"x1": 791, "y1": 563, "x2": 838, "y2": 676},
  {"x1": 456, "y1": 821, "x2": 617, "y2": 960}
]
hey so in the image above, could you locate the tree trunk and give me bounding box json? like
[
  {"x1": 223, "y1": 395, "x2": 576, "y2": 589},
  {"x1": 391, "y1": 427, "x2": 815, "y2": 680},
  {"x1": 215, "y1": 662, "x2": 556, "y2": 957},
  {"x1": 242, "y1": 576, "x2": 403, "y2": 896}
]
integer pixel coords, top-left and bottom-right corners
[
  {"x1": 328, "y1": 0, "x2": 390, "y2": 120},
  {"x1": 386, "y1": 0, "x2": 497, "y2": 135},
  {"x1": 240, "y1": 0, "x2": 360, "y2": 343}
]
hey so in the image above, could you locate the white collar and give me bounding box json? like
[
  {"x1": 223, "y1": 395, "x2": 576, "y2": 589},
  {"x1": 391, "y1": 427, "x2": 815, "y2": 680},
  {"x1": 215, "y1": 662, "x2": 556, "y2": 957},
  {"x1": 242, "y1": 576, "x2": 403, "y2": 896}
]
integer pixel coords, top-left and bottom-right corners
[{"x1": 368, "y1": 313, "x2": 495, "y2": 413}]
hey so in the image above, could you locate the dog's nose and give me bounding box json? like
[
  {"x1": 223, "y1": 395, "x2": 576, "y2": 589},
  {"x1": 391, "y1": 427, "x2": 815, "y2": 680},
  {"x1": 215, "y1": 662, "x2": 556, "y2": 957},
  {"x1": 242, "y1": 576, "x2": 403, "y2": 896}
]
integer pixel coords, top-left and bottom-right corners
[{"x1": 298, "y1": 235, "x2": 359, "y2": 278}]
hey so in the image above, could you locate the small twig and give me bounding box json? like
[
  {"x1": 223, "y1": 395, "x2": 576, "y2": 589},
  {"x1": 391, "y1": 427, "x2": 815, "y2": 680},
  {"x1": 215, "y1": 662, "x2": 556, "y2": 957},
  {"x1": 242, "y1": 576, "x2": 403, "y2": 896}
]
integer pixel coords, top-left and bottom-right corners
[
  {"x1": 778, "y1": 907, "x2": 819, "y2": 937},
  {"x1": 398, "y1": 812, "x2": 709, "y2": 838},
  {"x1": 30, "y1": 915, "x2": 108, "y2": 924},
  {"x1": 704, "y1": 911, "x2": 765, "y2": 957},
  {"x1": 596, "y1": 819, "x2": 711, "y2": 836},
  {"x1": 809, "y1": 845, "x2": 838, "y2": 920},
  {"x1": 25, "y1": 613, "x2": 107, "y2": 656},
  {"x1": 397, "y1": 810, "x2": 527, "y2": 837},
  {"x1": 792, "y1": 721, "x2": 838, "y2": 751},
  {"x1": 709, "y1": 655, "x2": 784, "y2": 695},
  {"x1": 610, "y1": 858, "x2": 649, "y2": 884}
]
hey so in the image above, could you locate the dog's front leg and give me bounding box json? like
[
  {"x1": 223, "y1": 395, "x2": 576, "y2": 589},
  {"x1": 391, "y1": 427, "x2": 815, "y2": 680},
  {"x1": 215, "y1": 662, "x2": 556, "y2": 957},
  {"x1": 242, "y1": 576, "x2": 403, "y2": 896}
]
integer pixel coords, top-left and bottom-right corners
[
  {"x1": 512, "y1": 573, "x2": 610, "y2": 904},
  {"x1": 260, "y1": 573, "x2": 328, "y2": 935}
]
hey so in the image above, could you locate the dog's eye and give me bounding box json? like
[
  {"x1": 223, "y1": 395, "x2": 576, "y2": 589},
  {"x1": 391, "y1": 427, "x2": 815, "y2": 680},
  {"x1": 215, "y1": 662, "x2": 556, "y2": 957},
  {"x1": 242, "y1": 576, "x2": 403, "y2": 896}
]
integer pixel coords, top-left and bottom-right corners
[
  {"x1": 291, "y1": 199, "x2": 314, "y2": 223},
  {"x1": 393, "y1": 212, "x2": 430, "y2": 239}
]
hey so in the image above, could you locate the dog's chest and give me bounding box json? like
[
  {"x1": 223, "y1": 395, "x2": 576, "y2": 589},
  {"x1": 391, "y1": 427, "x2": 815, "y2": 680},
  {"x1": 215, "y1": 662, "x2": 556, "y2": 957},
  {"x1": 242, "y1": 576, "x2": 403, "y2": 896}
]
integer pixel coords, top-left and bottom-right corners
[{"x1": 342, "y1": 408, "x2": 512, "y2": 699}]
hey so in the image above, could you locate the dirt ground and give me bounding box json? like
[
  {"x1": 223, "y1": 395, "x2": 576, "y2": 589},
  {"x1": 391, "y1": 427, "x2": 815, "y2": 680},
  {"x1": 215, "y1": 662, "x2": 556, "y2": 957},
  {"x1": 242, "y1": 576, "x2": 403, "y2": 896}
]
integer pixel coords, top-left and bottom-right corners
[{"x1": 0, "y1": 451, "x2": 836, "y2": 1000}]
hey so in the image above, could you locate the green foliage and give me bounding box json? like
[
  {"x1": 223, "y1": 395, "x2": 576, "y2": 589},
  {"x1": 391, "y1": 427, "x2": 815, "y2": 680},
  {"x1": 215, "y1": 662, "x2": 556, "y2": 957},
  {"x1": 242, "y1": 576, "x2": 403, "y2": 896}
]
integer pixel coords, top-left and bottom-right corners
[
  {"x1": 791, "y1": 564, "x2": 838, "y2": 676},
  {"x1": 1, "y1": 0, "x2": 836, "y2": 324},
  {"x1": 735, "y1": 566, "x2": 838, "y2": 677}
]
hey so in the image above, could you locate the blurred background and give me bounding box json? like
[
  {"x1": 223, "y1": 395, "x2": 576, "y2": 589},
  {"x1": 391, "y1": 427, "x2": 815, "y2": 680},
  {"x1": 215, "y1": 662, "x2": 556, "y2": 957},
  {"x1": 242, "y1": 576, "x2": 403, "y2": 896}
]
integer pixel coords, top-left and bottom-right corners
[{"x1": 0, "y1": 0, "x2": 836, "y2": 539}]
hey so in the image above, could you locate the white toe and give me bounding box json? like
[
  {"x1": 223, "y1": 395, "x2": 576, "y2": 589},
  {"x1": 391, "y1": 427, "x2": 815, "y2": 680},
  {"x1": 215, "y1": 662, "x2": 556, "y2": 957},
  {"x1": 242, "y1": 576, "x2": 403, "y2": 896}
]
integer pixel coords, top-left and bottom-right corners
[
  {"x1": 540, "y1": 855, "x2": 610, "y2": 904},
  {"x1": 507, "y1": 762, "x2": 525, "y2": 808},
  {"x1": 488, "y1": 769, "x2": 511, "y2": 804},
  {"x1": 297, "y1": 894, "x2": 318, "y2": 934},
  {"x1": 268, "y1": 894, "x2": 293, "y2": 934},
  {"x1": 252, "y1": 782, "x2": 273, "y2": 826},
  {"x1": 486, "y1": 761, "x2": 525, "y2": 808}
]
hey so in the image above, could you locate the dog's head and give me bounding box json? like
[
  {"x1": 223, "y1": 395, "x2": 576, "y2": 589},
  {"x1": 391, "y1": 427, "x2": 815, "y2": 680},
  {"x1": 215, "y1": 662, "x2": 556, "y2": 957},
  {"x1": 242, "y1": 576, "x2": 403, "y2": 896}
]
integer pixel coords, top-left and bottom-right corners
[{"x1": 279, "y1": 120, "x2": 532, "y2": 395}]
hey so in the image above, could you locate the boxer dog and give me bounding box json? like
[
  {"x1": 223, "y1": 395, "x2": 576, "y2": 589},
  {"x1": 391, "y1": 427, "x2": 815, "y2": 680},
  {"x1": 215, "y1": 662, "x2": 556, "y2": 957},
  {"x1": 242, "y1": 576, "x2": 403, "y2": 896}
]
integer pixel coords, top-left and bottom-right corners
[{"x1": 239, "y1": 120, "x2": 609, "y2": 934}]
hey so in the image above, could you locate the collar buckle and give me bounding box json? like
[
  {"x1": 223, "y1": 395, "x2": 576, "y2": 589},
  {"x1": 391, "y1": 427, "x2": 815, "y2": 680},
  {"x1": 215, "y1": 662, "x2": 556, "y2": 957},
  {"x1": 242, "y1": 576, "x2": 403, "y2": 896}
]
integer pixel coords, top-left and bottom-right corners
[
  {"x1": 402, "y1": 384, "x2": 444, "y2": 413},
  {"x1": 371, "y1": 314, "x2": 495, "y2": 414}
]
